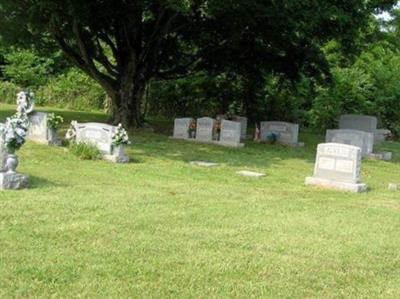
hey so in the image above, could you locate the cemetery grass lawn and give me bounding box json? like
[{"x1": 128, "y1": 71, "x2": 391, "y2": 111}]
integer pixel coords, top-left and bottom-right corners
[{"x1": 1, "y1": 104, "x2": 400, "y2": 298}]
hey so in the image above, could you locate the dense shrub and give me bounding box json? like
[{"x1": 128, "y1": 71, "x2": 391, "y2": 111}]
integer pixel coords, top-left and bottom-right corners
[
  {"x1": 0, "y1": 81, "x2": 20, "y2": 104},
  {"x1": 36, "y1": 69, "x2": 107, "y2": 110},
  {"x1": 2, "y1": 49, "x2": 53, "y2": 87}
]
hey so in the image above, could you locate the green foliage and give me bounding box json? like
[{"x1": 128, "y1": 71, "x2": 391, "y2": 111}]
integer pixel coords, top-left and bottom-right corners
[
  {"x1": 36, "y1": 69, "x2": 107, "y2": 110},
  {"x1": 68, "y1": 142, "x2": 101, "y2": 160},
  {"x1": 47, "y1": 113, "x2": 64, "y2": 130},
  {"x1": 2, "y1": 49, "x2": 53, "y2": 87},
  {"x1": 309, "y1": 67, "x2": 375, "y2": 131},
  {"x1": 0, "y1": 81, "x2": 20, "y2": 104}
]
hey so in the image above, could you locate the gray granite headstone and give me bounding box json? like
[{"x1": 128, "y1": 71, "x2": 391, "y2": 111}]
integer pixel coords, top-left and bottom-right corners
[
  {"x1": 260, "y1": 121, "x2": 303, "y2": 146},
  {"x1": 219, "y1": 120, "x2": 242, "y2": 146},
  {"x1": 305, "y1": 143, "x2": 367, "y2": 192},
  {"x1": 173, "y1": 118, "x2": 193, "y2": 139},
  {"x1": 339, "y1": 114, "x2": 377, "y2": 132},
  {"x1": 196, "y1": 117, "x2": 215, "y2": 141},
  {"x1": 325, "y1": 129, "x2": 374, "y2": 156},
  {"x1": 27, "y1": 112, "x2": 49, "y2": 144}
]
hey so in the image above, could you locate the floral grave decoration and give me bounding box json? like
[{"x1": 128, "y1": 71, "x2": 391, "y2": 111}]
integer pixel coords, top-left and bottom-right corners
[
  {"x1": 112, "y1": 124, "x2": 130, "y2": 146},
  {"x1": 0, "y1": 114, "x2": 29, "y2": 153},
  {"x1": 47, "y1": 113, "x2": 64, "y2": 130}
]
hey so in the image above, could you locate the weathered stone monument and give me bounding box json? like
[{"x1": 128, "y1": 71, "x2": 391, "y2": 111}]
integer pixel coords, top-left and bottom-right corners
[
  {"x1": 339, "y1": 114, "x2": 390, "y2": 143},
  {"x1": 196, "y1": 117, "x2": 215, "y2": 142},
  {"x1": 325, "y1": 129, "x2": 391, "y2": 160},
  {"x1": 16, "y1": 91, "x2": 61, "y2": 145},
  {"x1": 28, "y1": 111, "x2": 50, "y2": 144},
  {"x1": 69, "y1": 122, "x2": 129, "y2": 163},
  {"x1": 173, "y1": 118, "x2": 194, "y2": 139},
  {"x1": 260, "y1": 121, "x2": 304, "y2": 147},
  {"x1": 305, "y1": 143, "x2": 367, "y2": 193},
  {"x1": 219, "y1": 120, "x2": 244, "y2": 147}
]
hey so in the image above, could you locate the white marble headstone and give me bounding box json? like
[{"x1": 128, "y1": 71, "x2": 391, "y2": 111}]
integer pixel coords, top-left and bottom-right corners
[
  {"x1": 75, "y1": 122, "x2": 115, "y2": 154},
  {"x1": 305, "y1": 143, "x2": 367, "y2": 193},
  {"x1": 27, "y1": 112, "x2": 49, "y2": 143}
]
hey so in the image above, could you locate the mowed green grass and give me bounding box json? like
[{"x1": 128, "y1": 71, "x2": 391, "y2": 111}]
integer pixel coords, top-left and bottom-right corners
[{"x1": 0, "y1": 103, "x2": 400, "y2": 298}]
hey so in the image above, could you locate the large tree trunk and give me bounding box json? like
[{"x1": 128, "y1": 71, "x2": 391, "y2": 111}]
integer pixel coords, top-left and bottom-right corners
[{"x1": 109, "y1": 76, "x2": 147, "y2": 128}]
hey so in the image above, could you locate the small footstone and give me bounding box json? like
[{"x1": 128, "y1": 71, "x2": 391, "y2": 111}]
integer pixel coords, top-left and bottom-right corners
[
  {"x1": 237, "y1": 170, "x2": 266, "y2": 178},
  {"x1": 388, "y1": 183, "x2": 398, "y2": 191},
  {"x1": 190, "y1": 161, "x2": 219, "y2": 167}
]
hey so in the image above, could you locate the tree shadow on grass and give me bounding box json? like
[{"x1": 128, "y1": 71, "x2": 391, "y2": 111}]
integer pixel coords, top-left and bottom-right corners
[
  {"x1": 28, "y1": 175, "x2": 66, "y2": 189},
  {"x1": 131, "y1": 131, "x2": 324, "y2": 170}
]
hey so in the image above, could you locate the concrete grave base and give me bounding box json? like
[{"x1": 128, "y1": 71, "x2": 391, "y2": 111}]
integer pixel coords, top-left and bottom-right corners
[
  {"x1": 305, "y1": 177, "x2": 367, "y2": 193},
  {"x1": 104, "y1": 154, "x2": 129, "y2": 163},
  {"x1": 184, "y1": 138, "x2": 244, "y2": 148},
  {"x1": 0, "y1": 173, "x2": 29, "y2": 190},
  {"x1": 365, "y1": 152, "x2": 392, "y2": 161}
]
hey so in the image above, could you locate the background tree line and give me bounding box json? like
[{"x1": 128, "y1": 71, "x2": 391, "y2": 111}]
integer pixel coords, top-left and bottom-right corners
[{"x1": 0, "y1": 1, "x2": 399, "y2": 135}]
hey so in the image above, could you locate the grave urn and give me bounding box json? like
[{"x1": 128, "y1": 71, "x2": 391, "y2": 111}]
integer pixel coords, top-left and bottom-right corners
[{"x1": 6, "y1": 154, "x2": 18, "y2": 173}]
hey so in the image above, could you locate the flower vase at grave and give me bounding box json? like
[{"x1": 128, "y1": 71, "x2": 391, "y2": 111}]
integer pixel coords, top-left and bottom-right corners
[
  {"x1": 48, "y1": 128, "x2": 58, "y2": 145},
  {"x1": 6, "y1": 153, "x2": 18, "y2": 173},
  {"x1": 112, "y1": 145, "x2": 124, "y2": 157}
]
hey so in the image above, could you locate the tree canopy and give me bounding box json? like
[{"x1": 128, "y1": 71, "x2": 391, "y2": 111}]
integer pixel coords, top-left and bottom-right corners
[{"x1": 0, "y1": 0, "x2": 396, "y2": 127}]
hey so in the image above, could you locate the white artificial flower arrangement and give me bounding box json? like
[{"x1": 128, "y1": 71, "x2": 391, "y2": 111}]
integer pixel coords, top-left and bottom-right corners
[
  {"x1": 0, "y1": 114, "x2": 29, "y2": 153},
  {"x1": 112, "y1": 124, "x2": 130, "y2": 146}
]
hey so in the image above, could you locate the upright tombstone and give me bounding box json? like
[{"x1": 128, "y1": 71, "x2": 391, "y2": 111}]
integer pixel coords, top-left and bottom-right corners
[
  {"x1": 339, "y1": 114, "x2": 390, "y2": 143},
  {"x1": 305, "y1": 143, "x2": 367, "y2": 193},
  {"x1": 325, "y1": 129, "x2": 373, "y2": 156},
  {"x1": 173, "y1": 118, "x2": 193, "y2": 139},
  {"x1": 28, "y1": 112, "x2": 50, "y2": 144},
  {"x1": 260, "y1": 121, "x2": 304, "y2": 147},
  {"x1": 73, "y1": 122, "x2": 129, "y2": 163},
  {"x1": 219, "y1": 120, "x2": 244, "y2": 147},
  {"x1": 196, "y1": 117, "x2": 215, "y2": 142},
  {"x1": 339, "y1": 114, "x2": 377, "y2": 132}
]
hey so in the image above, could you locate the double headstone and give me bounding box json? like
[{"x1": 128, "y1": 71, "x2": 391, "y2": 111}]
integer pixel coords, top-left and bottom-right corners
[
  {"x1": 339, "y1": 114, "x2": 390, "y2": 143},
  {"x1": 305, "y1": 143, "x2": 367, "y2": 193},
  {"x1": 74, "y1": 122, "x2": 129, "y2": 163},
  {"x1": 260, "y1": 121, "x2": 304, "y2": 147}
]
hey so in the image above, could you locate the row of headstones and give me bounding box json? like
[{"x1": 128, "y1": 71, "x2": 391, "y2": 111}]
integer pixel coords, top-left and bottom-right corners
[
  {"x1": 172, "y1": 116, "x2": 247, "y2": 147},
  {"x1": 306, "y1": 114, "x2": 392, "y2": 193},
  {"x1": 173, "y1": 117, "x2": 306, "y2": 148}
]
